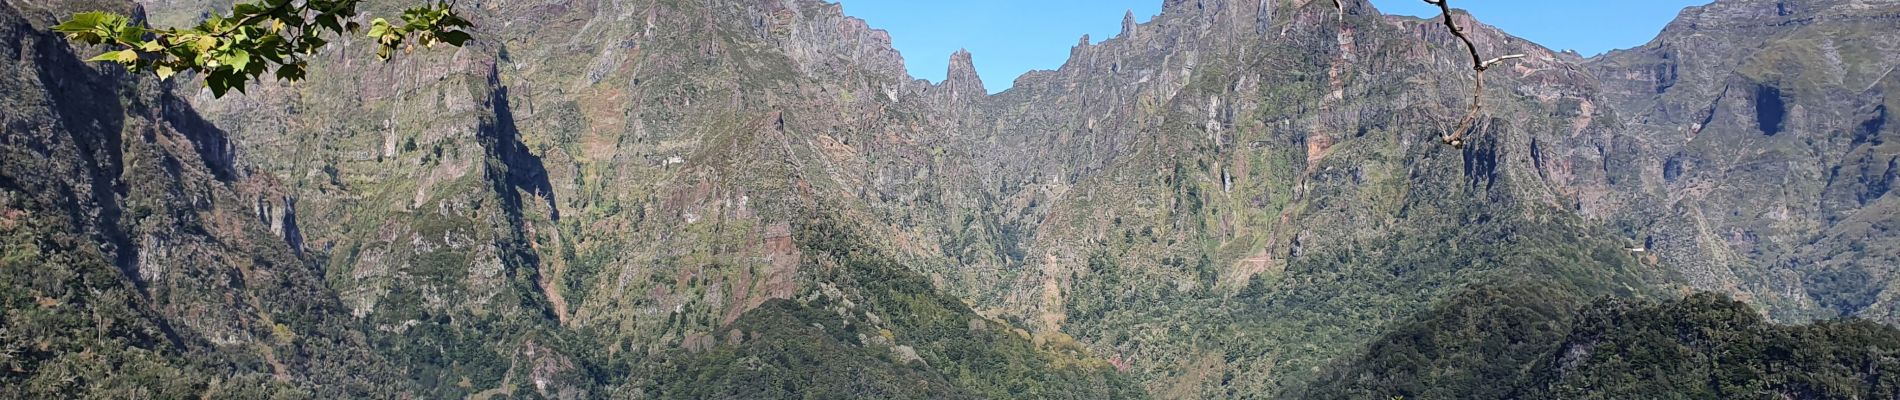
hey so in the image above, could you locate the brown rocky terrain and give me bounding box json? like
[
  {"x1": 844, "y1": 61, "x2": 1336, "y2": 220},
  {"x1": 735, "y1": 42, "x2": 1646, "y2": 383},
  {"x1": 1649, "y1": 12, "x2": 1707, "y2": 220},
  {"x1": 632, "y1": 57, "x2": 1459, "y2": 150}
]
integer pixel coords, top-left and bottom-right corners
[{"x1": 6, "y1": 0, "x2": 1900, "y2": 397}]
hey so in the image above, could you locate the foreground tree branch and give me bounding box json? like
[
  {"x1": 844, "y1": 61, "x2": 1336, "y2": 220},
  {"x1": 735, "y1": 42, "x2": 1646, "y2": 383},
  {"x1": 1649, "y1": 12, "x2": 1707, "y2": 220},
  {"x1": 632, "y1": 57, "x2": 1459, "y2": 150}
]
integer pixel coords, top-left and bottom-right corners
[
  {"x1": 1422, "y1": 0, "x2": 1524, "y2": 149},
  {"x1": 57, "y1": 0, "x2": 471, "y2": 97}
]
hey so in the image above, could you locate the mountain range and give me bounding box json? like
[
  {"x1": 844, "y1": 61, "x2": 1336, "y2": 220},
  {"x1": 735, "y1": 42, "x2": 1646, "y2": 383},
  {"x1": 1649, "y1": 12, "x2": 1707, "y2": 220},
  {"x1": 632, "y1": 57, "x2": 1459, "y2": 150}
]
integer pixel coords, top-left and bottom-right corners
[{"x1": 3, "y1": 0, "x2": 1899, "y2": 398}]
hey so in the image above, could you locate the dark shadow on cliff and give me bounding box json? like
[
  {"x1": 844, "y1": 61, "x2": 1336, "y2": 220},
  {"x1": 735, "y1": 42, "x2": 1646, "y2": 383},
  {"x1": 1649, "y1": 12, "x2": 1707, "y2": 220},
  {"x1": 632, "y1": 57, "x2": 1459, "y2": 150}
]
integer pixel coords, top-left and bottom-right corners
[
  {"x1": 475, "y1": 73, "x2": 562, "y2": 323},
  {"x1": 3, "y1": 0, "x2": 198, "y2": 350},
  {"x1": 158, "y1": 92, "x2": 239, "y2": 181},
  {"x1": 29, "y1": 10, "x2": 135, "y2": 286}
]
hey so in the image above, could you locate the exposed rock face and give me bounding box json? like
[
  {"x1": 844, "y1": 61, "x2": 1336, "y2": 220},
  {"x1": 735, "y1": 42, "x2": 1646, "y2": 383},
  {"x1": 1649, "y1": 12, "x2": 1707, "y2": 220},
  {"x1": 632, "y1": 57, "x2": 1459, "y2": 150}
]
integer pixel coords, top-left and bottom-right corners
[
  {"x1": 942, "y1": 49, "x2": 985, "y2": 100},
  {"x1": 113, "y1": 0, "x2": 1143, "y2": 396},
  {"x1": 924, "y1": 1, "x2": 1678, "y2": 394},
  {"x1": 1585, "y1": 0, "x2": 1900, "y2": 320},
  {"x1": 0, "y1": 0, "x2": 415, "y2": 396},
  {"x1": 13, "y1": 0, "x2": 1900, "y2": 397}
]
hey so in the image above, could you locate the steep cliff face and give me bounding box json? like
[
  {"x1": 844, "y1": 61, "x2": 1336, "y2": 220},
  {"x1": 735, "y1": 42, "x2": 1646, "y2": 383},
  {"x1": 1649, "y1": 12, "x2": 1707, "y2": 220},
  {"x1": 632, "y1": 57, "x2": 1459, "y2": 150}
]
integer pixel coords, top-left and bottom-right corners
[
  {"x1": 24, "y1": 0, "x2": 1900, "y2": 397},
  {"x1": 0, "y1": 0, "x2": 420, "y2": 396},
  {"x1": 104, "y1": 0, "x2": 1696, "y2": 396},
  {"x1": 133, "y1": 0, "x2": 1139, "y2": 396},
  {"x1": 1586, "y1": 0, "x2": 1900, "y2": 321},
  {"x1": 941, "y1": 0, "x2": 1681, "y2": 395}
]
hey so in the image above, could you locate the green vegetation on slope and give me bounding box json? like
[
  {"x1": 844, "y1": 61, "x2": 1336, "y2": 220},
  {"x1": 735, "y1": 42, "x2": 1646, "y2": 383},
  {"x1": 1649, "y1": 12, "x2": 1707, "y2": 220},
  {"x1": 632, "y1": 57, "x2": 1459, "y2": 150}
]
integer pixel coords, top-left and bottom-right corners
[
  {"x1": 1304, "y1": 284, "x2": 1900, "y2": 399},
  {"x1": 11, "y1": 0, "x2": 1900, "y2": 398},
  {"x1": 0, "y1": 195, "x2": 286, "y2": 398},
  {"x1": 645, "y1": 214, "x2": 1147, "y2": 398}
]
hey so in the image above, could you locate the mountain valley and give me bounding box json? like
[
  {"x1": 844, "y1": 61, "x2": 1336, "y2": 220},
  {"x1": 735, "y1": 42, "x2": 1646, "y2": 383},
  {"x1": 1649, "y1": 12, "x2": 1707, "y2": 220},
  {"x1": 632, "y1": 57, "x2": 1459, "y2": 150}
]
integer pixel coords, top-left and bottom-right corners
[{"x1": 4, "y1": 0, "x2": 1900, "y2": 398}]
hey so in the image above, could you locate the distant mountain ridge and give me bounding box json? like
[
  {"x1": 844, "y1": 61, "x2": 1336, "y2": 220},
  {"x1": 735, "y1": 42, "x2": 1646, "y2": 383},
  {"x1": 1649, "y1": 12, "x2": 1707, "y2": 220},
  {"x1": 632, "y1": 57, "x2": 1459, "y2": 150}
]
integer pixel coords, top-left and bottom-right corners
[{"x1": 2, "y1": 0, "x2": 1898, "y2": 397}]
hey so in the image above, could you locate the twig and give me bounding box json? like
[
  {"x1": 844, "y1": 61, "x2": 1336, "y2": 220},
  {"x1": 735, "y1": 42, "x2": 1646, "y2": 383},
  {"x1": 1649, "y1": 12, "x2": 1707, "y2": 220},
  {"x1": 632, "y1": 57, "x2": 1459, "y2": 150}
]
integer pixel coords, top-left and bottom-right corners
[
  {"x1": 1332, "y1": 0, "x2": 1343, "y2": 22},
  {"x1": 1422, "y1": 0, "x2": 1524, "y2": 148}
]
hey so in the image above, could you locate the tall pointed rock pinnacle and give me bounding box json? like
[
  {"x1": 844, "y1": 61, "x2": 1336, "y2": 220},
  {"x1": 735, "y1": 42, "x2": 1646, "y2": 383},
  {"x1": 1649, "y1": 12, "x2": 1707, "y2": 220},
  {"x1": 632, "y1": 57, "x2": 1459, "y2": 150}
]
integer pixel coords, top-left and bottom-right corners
[
  {"x1": 1122, "y1": 9, "x2": 1138, "y2": 37},
  {"x1": 944, "y1": 49, "x2": 986, "y2": 99}
]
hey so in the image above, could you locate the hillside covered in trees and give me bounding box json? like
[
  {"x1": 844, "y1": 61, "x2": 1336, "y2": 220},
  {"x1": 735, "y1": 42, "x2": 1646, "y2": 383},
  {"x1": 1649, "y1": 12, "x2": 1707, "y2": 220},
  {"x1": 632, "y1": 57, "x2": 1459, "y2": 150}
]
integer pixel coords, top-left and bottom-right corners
[{"x1": 1305, "y1": 285, "x2": 1900, "y2": 399}]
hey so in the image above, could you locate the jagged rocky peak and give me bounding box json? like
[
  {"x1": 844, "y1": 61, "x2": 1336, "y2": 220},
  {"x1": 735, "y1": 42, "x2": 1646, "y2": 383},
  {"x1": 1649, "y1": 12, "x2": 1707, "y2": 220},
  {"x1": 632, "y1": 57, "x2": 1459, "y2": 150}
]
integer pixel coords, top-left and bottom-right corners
[
  {"x1": 941, "y1": 48, "x2": 986, "y2": 97},
  {"x1": 1155, "y1": 0, "x2": 1219, "y2": 29},
  {"x1": 1123, "y1": 9, "x2": 1139, "y2": 37},
  {"x1": 22, "y1": 0, "x2": 1900, "y2": 397},
  {"x1": 1588, "y1": 0, "x2": 1900, "y2": 128},
  {"x1": 1162, "y1": 0, "x2": 1225, "y2": 13},
  {"x1": 1666, "y1": 0, "x2": 1900, "y2": 32},
  {"x1": 754, "y1": 0, "x2": 912, "y2": 83}
]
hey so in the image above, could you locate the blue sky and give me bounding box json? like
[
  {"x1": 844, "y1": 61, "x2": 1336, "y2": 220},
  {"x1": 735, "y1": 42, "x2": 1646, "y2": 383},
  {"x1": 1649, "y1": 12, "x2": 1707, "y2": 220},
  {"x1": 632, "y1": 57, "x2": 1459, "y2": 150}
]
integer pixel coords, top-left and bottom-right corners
[{"x1": 837, "y1": 0, "x2": 1711, "y2": 93}]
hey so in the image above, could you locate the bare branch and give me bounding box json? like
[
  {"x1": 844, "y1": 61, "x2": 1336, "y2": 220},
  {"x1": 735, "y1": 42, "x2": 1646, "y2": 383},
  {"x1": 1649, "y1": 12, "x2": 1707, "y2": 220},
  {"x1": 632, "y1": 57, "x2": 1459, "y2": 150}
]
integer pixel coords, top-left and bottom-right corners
[
  {"x1": 1480, "y1": 54, "x2": 1526, "y2": 70},
  {"x1": 1332, "y1": 0, "x2": 1343, "y2": 22},
  {"x1": 1422, "y1": 0, "x2": 1524, "y2": 148}
]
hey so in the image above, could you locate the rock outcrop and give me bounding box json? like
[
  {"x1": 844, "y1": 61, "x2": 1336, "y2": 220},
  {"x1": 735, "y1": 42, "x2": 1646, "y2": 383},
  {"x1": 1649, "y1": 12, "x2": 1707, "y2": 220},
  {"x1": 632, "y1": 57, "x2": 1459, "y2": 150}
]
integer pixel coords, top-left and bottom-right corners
[
  {"x1": 11, "y1": 0, "x2": 1900, "y2": 397},
  {"x1": 0, "y1": 0, "x2": 416, "y2": 396},
  {"x1": 1585, "y1": 0, "x2": 1900, "y2": 320}
]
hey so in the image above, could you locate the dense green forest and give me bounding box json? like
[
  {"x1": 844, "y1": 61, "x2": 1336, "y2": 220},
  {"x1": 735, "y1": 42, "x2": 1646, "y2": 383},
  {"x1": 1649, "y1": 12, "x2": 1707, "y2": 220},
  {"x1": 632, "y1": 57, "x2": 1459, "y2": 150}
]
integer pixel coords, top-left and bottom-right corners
[{"x1": 1303, "y1": 284, "x2": 1900, "y2": 399}]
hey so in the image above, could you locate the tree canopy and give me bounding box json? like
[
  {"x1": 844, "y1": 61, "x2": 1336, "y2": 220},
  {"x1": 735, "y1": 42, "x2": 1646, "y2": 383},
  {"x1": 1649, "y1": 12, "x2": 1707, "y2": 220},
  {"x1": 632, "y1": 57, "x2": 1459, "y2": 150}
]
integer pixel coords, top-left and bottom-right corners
[{"x1": 54, "y1": 0, "x2": 470, "y2": 97}]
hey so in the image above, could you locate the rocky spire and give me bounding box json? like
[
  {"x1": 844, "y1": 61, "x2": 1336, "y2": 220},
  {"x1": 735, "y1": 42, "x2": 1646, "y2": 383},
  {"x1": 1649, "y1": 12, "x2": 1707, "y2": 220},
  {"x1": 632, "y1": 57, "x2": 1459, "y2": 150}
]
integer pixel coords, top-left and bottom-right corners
[
  {"x1": 1122, "y1": 9, "x2": 1138, "y2": 38},
  {"x1": 943, "y1": 49, "x2": 985, "y2": 99},
  {"x1": 1255, "y1": 0, "x2": 1273, "y2": 33}
]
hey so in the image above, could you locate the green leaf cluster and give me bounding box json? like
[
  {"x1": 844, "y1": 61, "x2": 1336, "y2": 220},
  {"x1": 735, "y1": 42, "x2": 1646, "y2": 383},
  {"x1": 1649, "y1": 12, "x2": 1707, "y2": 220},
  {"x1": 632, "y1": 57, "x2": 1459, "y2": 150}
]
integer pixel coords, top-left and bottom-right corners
[
  {"x1": 366, "y1": 3, "x2": 471, "y2": 61},
  {"x1": 52, "y1": 0, "x2": 471, "y2": 97}
]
